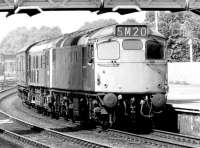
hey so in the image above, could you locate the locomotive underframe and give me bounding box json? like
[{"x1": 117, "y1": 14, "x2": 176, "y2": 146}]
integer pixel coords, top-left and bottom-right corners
[{"x1": 18, "y1": 84, "x2": 166, "y2": 128}]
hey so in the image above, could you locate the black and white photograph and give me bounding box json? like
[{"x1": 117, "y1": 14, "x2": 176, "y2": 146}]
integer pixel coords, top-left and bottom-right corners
[{"x1": 0, "y1": 0, "x2": 200, "y2": 147}]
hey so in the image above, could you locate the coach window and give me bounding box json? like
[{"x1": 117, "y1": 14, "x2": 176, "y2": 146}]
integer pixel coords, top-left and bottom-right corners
[
  {"x1": 53, "y1": 49, "x2": 56, "y2": 63},
  {"x1": 42, "y1": 55, "x2": 45, "y2": 68},
  {"x1": 37, "y1": 70, "x2": 39, "y2": 83},
  {"x1": 146, "y1": 39, "x2": 164, "y2": 60},
  {"x1": 21, "y1": 57, "x2": 23, "y2": 72},
  {"x1": 22, "y1": 57, "x2": 24, "y2": 71},
  {"x1": 16, "y1": 59, "x2": 18, "y2": 72},
  {"x1": 32, "y1": 70, "x2": 33, "y2": 82},
  {"x1": 31, "y1": 70, "x2": 32, "y2": 82},
  {"x1": 74, "y1": 52, "x2": 77, "y2": 63},
  {"x1": 40, "y1": 55, "x2": 42, "y2": 68},
  {"x1": 33, "y1": 56, "x2": 35, "y2": 69},
  {"x1": 46, "y1": 51, "x2": 49, "y2": 66},
  {"x1": 28, "y1": 55, "x2": 31, "y2": 69},
  {"x1": 18, "y1": 59, "x2": 20, "y2": 72},
  {"x1": 76, "y1": 52, "x2": 78, "y2": 63},
  {"x1": 123, "y1": 39, "x2": 143, "y2": 50},
  {"x1": 97, "y1": 41, "x2": 120, "y2": 60},
  {"x1": 36, "y1": 56, "x2": 38, "y2": 69},
  {"x1": 32, "y1": 56, "x2": 34, "y2": 69},
  {"x1": 32, "y1": 70, "x2": 34, "y2": 82}
]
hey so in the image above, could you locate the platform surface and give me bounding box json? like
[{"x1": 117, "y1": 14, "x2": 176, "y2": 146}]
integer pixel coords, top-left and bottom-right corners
[{"x1": 167, "y1": 84, "x2": 200, "y2": 111}]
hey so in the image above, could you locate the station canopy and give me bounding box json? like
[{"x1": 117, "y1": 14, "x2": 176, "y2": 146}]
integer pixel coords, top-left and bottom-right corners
[{"x1": 1, "y1": 0, "x2": 200, "y2": 16}]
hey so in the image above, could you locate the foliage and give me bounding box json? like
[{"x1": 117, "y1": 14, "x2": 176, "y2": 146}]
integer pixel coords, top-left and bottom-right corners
[
  {"x1": 5, "y1": 12, "x2": 200, "y2": 62},
  {"x1": 145, "y1": 11, "x2": 200, "y2": 62},
  {"x1": 0, "y1": 18, "x2": 140, "y2": 54},
  {"x1": 0, "y1": 26, "x2": 62, "y2": 54}
]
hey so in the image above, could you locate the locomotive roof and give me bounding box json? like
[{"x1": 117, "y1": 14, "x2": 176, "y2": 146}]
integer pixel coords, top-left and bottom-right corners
[
  {"x1": 28, "y1": 37, "x2": 63, "y2": 53},
  {"x1": 17, "y1": 41, "x2": 43, "y2": 54},
  {"x1": 17, "y1": 45, "x2": 30, "y2": 54},
  {"x1": 26, "y1": 24, "x2": 166, "y2": 52},
  {"x1": 148, "y1": 29, "x2": 165, "y2": 39},
  {"x1": 58, "y1": 24, "x2": 117, "y2": 47}
]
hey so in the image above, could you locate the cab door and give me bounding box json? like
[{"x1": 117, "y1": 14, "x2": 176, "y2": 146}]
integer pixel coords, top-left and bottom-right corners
[{"x1": 82, "y1": 44, "x2": 94, "y2": 91}]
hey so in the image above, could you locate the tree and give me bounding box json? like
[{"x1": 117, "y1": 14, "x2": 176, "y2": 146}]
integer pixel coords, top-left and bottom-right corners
[
  {"x1": 0, "y1": 26, "x2": 62, "y2": 54},
  {"x1": 145, "y1": 11, "x2": 200, "y2": 62}
]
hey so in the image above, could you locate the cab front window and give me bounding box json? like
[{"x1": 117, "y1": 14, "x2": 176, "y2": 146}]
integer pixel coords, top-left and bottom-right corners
[
  {"x1": 97, "y1": 41, "x2": 120, "y2": 60},
  {"x1": 122, "y1": 39, "x2": 143, "y2": 50},
  {"x1": 146, "y1": 39, "x2": 164, "y2": 60}
]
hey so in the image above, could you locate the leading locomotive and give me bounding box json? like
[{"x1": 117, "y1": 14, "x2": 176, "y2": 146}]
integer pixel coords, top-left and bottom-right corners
[{"x1": 17, "y1": 24, "x2": 168, "y2": 130}]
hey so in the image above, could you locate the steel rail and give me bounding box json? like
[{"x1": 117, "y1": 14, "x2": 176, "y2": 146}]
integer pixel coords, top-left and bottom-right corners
[
  {"x1": 106, "y1": 129, "x2": 199, "y2": 148},
  {"x1": 152, "y1": 129, "x2": 200, "y2": 145},
  {"x1": 0, "y1": 128, "x2": 50, "y2": 148},
  {"x1": 0, "y1": 87, "x2": 51, "y2": 148},
  {"x1": 4, "y1": 87, "x2": 200, "y2": 148},
  {"x1": 0, "y1": 90, "x2": 111, "y2": 148}
]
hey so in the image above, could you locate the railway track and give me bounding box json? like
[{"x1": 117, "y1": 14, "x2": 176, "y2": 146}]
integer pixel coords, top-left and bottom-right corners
[
  {"x1": 152, "y1": 129, "x2": 200, "y2": 146},
  {"x1": 105, "y1": 129, "x2": 200, "y2": 148},
  {"x1": 2, "y1": 88, "x2": 200, "y2": 148},
  {"x1": 0, "y1": 112, "x2": 110, "y2": 148},
  {"x1": 0, "y1": 88, "x2": 110, "y2": 148}
]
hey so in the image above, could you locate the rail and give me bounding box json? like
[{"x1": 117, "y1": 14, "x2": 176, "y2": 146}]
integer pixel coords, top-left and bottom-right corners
[
  {"x1": 106, "y1": 129, "x2": 200, "y2": 148},
  {"x1": 3, "y1": 88, "x2": 200, "y2": 148},
  {"x1": 0, "y1": 88, "x2": 110, "y2": 148}
]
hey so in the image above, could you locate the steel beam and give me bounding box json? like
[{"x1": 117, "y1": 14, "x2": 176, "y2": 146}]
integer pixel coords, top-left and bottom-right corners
[
  {"x1": 14, "y1": 0, "x2": 186, "y2": 11},
  {"x1": 0, "y1": 0, "x2": 13, "y2": 11},
  {"x1": 1, "y1": 0, "x2": 200, "y2": 13}
]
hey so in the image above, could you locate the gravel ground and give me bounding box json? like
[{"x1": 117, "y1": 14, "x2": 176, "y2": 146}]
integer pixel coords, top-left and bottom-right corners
[
  {"x1": 0, "y1": 135, "x2": 25, "y2": 148},
  {"x1": 0, "y1": 134, "x2": 37, "y2": 148},
  {"x1": 64, "y1": 130, "x2": 154, "y2": 148},
  {"x1": 24, "y1": 132, "x2": 80, "y2": 148}
]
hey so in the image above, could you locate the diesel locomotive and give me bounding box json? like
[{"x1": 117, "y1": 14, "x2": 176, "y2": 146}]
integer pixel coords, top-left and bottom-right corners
[{"x1": 17, "y1": 24, "x2": 168, "y2": 129}]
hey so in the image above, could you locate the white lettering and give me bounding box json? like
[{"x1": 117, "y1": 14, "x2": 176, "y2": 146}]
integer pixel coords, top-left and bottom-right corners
[
  {"x1": 133, "y1": 27, "x2": 139, "y2": 36},
  {"x1": 141, "y1": 27, "x2": 147, "y2": 36},
  {"x1": 125, "y1": 27, "x2": 131, "y2": 36},
  {"x1": 117, "y1": 27, "x2": 123, "y2": 36}
]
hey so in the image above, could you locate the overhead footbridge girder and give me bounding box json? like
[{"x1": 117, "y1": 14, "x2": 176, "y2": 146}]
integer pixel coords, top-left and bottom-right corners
[
  {"x1": 12, "y1": 0, "x2": 190, "y2": 11},
  {"x1": 0, "y1": 0, "x2": 13, "y2": 11},
  {"x1": 1, "y1": 0, "x2": 200, "y2": 15}
]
